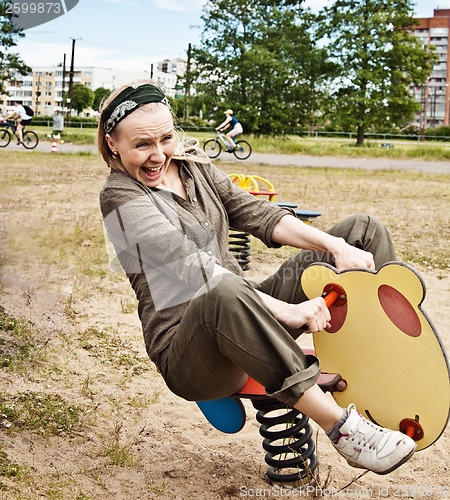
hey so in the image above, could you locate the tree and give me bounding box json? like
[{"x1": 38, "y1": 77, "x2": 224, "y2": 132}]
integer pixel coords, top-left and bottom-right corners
[
  {"x1": 191, "y1": 0, "x2": 334, "y2": 135},
  {"x1": 0, "y1": 0, "x2": 31, "y2": 94},
  {"x1": 93, "y1": 87, "x2": 111, "y2": 112},
  {"x1": 317, "y1": 0, "x2": 435, "y2": 145},
  {"x1": 71, "y1": 83, "x2": 94, "y2": 115}
]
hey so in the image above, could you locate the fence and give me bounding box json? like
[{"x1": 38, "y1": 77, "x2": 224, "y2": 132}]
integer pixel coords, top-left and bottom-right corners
[{"x1": 31, "y1": 120, "x2": 450, "y2": 142}]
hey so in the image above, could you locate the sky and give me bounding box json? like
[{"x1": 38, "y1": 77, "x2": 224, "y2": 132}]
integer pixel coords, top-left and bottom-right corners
[{"x1": 13, "y1": 0, "x2": 450, "y2": 73}]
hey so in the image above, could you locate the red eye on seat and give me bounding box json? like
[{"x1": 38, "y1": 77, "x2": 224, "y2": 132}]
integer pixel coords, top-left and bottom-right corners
[{"x1": 378, "y1": 285, "x2": 421, "y2": 337}]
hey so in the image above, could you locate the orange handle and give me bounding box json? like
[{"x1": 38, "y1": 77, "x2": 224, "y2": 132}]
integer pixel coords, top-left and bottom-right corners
[{"x1": 324, "y1": 290, "x2": 338, "y2": 308}]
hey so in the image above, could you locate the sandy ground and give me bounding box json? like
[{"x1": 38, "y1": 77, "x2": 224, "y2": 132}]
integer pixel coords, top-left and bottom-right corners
[
  {"x1": 0, "y1": 151, "x2": 448, "y2": 499},
  {"x1": 0, "y1": 262, "x2": 448, "y2": 499}
]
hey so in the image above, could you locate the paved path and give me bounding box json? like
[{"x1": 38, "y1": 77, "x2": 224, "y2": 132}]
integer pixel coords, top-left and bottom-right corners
[
  {"x1": 222, "y1": 151, "x2": 450, "y2": 174},
  {"x1": 7, "y1": 141, "x2": 450, "y2": 174}
]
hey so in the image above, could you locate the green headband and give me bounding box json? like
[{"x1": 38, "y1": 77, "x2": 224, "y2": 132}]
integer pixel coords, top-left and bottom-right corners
[{"x1": 102, "y1": 83, "x2": 169, "y2": 134}]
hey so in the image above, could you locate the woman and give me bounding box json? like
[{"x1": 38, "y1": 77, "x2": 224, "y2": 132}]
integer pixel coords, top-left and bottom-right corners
[
  {"x1": 215, "y1": 109, "x2": 243, "y2": 151},
  {"x1": 98, "y1": 81, "x2": 416, "y2": 475}
]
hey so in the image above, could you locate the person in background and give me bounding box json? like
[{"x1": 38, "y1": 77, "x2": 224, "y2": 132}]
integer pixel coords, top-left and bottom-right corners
[
  {"x1": 5, "y1": 100, "x2": 33, "y2": 145},
  {"x1": 53, "y1": 109, "x2": 64, "y2": 138},
  {"x1": 215, "y1": 109, "x2": 243, "y2": 151}
]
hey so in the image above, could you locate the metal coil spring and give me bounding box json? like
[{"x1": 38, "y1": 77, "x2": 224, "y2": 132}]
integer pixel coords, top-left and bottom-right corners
[
  {"x1": 252, "y1": 399, "x2": 317, "y2": 483},
  {"x1": 228, "y1": 230, "x2": 251, "y2": 270}
]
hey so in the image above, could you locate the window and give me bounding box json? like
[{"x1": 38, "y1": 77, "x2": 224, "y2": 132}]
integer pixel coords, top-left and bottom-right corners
[{"x1": 431, "y1": 28, "x2": 449, "y2": 36}]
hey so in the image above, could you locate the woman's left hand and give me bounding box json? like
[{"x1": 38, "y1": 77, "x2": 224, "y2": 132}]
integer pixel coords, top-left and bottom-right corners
[{"x1": 332, "y1": 238, "x2": 375, "y2": 271}]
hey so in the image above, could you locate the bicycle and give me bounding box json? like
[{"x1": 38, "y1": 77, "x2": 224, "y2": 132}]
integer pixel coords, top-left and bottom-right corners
[
  {"x1": 0, "y1": 120, "x2": 39, "y2": 149},
  {"x1": 203, "y1": 132, "x2": 252, "y2": 160}
]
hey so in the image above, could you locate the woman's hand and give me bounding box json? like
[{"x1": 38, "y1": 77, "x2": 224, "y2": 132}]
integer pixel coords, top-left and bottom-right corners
[
  {"x1": 276, "y1": 297, "x2": 331, "y2": 335},
  {"x1": 331, "y1": 238, "x2": 375, "y2": 271},
  {"x1": 257, "y1": 291, "x2": 331, "y2": 336}
]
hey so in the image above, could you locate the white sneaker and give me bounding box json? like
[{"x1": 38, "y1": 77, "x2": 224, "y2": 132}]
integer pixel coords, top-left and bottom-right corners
[{"x1": 332, "y1": 404, "x2": 417, "y2": 475}]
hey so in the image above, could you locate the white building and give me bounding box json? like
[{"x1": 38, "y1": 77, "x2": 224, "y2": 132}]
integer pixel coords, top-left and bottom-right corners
[
  {"x1": 1, "y1": 58, "x2": 187, "y2": 117},
  {"x1": 409, "y1": 8, "x2": 450, "y2": 128}
]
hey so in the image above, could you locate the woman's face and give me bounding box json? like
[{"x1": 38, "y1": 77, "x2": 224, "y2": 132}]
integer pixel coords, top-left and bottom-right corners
[{"x1": 106, "y1": 104, "x2": 177, "y2": 188}]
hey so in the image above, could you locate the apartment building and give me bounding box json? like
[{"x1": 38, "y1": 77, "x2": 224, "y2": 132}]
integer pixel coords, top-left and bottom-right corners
[
  {"x1": 2, "y1": 67, "x2": 95, "y2": 117},
  {"x1": 410, "y1": 8, "x2": 450, "y2": 128},
  {"x1": 1, "y1": 58, "x2": 187, "y2": 118}
]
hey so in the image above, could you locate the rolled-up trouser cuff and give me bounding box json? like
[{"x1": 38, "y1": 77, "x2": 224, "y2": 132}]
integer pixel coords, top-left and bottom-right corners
[{"x1": 266, "y1": 354, "x2": 321, "y2": 407}]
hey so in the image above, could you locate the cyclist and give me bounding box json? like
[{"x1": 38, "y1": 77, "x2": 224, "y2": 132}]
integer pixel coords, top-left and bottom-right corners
[
  {"x1": 215, "y1": 109, "x2": 243, "y2": 152},
  {"x1": 5, "y1": 100, "x2": 33, "y2": 145}
]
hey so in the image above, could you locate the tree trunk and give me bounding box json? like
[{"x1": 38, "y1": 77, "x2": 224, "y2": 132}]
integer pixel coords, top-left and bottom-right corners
[{"x1": 356, "y1": 124, "x2": 365, "y2": 146}]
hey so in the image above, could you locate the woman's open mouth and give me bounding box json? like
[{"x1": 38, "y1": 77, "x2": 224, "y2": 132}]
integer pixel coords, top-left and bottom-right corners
[{"x1": 141, "y1": 165, "x2": 163, "y2": 180}]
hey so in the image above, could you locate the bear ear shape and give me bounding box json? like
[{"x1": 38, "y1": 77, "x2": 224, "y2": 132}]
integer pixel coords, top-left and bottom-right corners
[
  {"x1": 376, "y1": 262, "x2": 425, "y2": 306},
  {"x1": 301, "y1": 263, "x2": 340, "y2": 301}
]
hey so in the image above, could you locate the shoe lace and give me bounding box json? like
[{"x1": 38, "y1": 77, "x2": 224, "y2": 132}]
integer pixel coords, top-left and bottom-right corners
[{"x1": 351, "y1": 418, "x2": 387, "y2": 450}]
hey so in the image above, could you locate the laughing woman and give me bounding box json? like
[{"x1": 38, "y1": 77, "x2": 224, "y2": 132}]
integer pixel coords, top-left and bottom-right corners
[{"x1": 98, "y1": 81, "x2": 416, "y2": 475}]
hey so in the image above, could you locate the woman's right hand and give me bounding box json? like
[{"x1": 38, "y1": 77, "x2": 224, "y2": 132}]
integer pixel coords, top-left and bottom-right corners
[
  {"x1": 257, "y1": 290, "x2": 331, "y2": 336},
  {"x1": 275, "y1": 297, "x2": 331, "y2": 335}
]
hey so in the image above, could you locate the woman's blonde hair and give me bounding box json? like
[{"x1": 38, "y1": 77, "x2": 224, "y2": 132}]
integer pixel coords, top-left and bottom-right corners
[{"x1": 97, "y1": 80, "x2": 208, "y2": 172}]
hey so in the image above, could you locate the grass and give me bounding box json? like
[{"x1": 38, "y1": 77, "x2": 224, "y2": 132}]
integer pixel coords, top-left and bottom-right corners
[
  {"x1": 0, "y1": 306, "x2": 33, "y2": 370},
  {"x1": 190, "y1": 130, "x2": 450, "y2": 160},
  {"x1": 99, "y1": 423, "x2": 137, "y2": 467},
  {"x1": 216, "y1": 162, "x2": 450, "y2": 271},
  {"x1": 0, "y1": 148, "x2": 448, "y2": 497},
  {"x1": 0, "y1": 391, "x2": 85, "y2": 437},
  {"x1": 2, "y1": 149, "x2": 448, "y2": 272}
]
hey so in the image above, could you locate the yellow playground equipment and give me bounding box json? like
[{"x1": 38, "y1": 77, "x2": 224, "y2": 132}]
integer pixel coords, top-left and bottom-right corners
[
  {"x1": 229, "y1": 174, "x2": 277, "y2": 202},
  {"x1": 228, "y1": 173, "x2": 322, "y2": 269},
  {"x1": 229, "y1": 173, "x2": 321, "y2": 223}
]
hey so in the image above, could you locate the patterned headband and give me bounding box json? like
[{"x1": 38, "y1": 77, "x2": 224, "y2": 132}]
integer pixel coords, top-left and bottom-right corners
[{"x1": 101, "y1": 83, "x2": 170, "y2": 134}]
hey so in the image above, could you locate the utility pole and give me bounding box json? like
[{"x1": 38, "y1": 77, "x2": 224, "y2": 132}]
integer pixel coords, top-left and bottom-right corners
[
  {"x1": 62, "y1": 53, "x2": 67, "y2": 111},
  {"x1": 183, "y1": 43, "x2": 192, "y2": 120},
  {"x1": 67, "y1": 37, "x2": 81, "y2": 126}
]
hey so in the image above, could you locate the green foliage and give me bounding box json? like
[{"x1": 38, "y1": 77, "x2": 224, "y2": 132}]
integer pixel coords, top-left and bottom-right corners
[
  {"x1": 191, "y1": 0, "x2": 334, "y2": 135},
  {"x1": 93, "y1": 86, "x2": 112, "y2": 112},
  {"x1": 425, "y1": 125, "x2": 450, "y2": 140},
  {"x1": 0, "y1": 0, "x2": 31, "y2": 94},
  {"x1": 71, "y1": 83, "x2": 95, "y2": 114},
  {"x1": 317, "y1": 0, "x2": 436, "y2": 145},
  {"x1": 191, "y1": 0, "x2": 436, "y2": 140}
]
